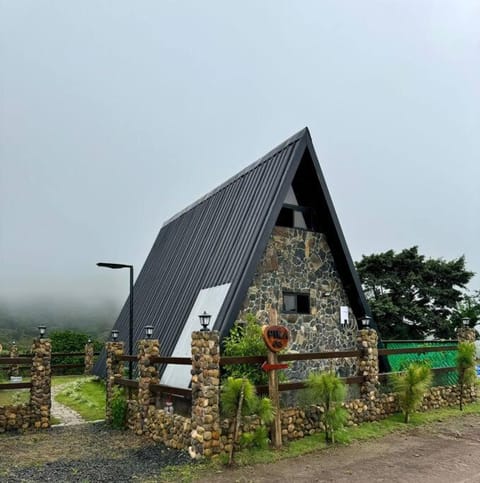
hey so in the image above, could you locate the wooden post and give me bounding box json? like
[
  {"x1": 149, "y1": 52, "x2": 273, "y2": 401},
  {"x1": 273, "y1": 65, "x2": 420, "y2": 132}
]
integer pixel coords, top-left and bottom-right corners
[{"x1": 267, "y1": 349, "x2": 282, "y2": 449}]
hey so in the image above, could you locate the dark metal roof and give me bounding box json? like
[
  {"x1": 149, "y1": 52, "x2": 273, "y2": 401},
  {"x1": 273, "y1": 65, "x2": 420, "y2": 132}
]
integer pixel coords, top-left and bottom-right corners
[{"x1": 94, "y1": 128, "x2": 373, "y2": 375}]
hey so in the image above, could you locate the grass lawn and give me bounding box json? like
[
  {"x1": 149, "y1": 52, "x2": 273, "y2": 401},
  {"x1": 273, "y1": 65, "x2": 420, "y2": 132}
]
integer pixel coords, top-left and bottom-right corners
[
  {"x1": 55, "y1": 377, "x2": 105, "y2": 421},
  {"x1": 0, "y1": 389, "x2": 29, "y2": 406}
]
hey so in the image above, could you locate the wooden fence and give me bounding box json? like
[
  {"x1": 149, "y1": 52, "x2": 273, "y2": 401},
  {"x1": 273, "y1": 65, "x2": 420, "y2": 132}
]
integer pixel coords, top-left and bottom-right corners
[{"x1": 111, "y1": 342, "x2": 459, "y2": 400}]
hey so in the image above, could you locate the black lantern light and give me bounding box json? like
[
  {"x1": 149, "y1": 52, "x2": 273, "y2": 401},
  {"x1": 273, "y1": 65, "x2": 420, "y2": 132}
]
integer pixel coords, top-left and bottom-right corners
[
  {"x1": 111, "y1": 329, "x2": 119, "y2": 341},
  {"x1": 361, "y1": 316, "x2": 371, "y2": 329},
  {"x1": 145, "y1": 325, "x2": 154, "y2": 339},
  {"x1": 87, "y1": 337, "x2": 92, "y2": 344},
  {"x1": 199, "y1": 311, "x2": 211, "y2": 331},
  {"x1": 462, "y1": 317, "x2": 470, "y2": 327},
  {"x1": 38, "y1": 326, "x2": 46, "y2": 339}
]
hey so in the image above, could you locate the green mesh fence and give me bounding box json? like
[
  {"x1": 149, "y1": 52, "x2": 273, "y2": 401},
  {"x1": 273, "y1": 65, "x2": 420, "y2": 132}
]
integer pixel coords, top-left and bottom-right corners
[{"x1": 385, "y1": 341, "x2": 458, "y2": 386}]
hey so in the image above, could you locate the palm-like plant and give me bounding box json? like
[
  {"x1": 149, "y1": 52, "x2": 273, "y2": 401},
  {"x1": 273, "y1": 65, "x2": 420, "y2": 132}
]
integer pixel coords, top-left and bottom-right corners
[
  {"x1": 302, "y1": 371, "x2": 348, "y2": 443},
  {"x1": 457, "y1": 341, "x2": 477, "y2": 410},
  {"x1": 391, "y1": 362, "x2": 432, "y2": 423},
  {"x1": 221, "y1": 377, "x2": 274, "y2": 465}
]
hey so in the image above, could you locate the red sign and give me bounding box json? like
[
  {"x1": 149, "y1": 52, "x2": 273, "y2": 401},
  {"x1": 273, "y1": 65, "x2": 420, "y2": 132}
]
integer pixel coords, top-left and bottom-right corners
[
  {"x1": 262, "y1": 325, "x2": 289, "y2": 353},
  {"x1": 261, "y1": 361, "x2": 289, "y2": 372}
]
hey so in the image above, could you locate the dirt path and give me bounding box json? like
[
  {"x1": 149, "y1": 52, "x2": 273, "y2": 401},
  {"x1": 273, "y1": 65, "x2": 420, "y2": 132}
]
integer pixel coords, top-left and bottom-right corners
[
  {"x1": 51, "y1": 384, "x2": 85, "y2": 426},
  {"x1": 197, "y1": 414, "x2": 480, "y2": 483}
]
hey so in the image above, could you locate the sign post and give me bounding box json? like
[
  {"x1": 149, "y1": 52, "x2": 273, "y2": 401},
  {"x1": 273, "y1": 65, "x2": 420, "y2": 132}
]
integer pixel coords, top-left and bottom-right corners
[{"x1": 262, "y1": 324, "x2": 289, "y2": 449}]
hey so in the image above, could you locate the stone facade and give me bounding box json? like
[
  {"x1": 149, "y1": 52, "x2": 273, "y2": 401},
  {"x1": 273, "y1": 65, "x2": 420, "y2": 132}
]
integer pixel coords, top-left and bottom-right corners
[{"x1": 238, "y1": 226, "x2": 358, "y2": 380}]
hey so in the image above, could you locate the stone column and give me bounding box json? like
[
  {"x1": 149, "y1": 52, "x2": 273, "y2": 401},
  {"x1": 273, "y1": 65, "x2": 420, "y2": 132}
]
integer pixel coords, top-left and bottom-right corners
[
  {"x1": 137, "y1": 338, "x2": 160, "y2": 434},
  {"x1": 357, "y1": 328, "x2": 379, "y2": 403},
  {"x1": 84, "y1": 341, "x2": 94, "y2": 375},
  {"x1": 457, "y1": 327, "x2": 477, "y2": 402},
  {"x1": 190, "y1": 330, "x2": 221, "y2": 459},
  {"x1": 105, "y1": 341, "x2": 125, "y2": 423},
  {"x1": 457, "y1": 327, "x2": 476, "y2": 343},
  {"x1": 30, "y1": 338, "x2": 52, "y2": 429},
  {"x1": 9, "y1": 342, "x2": 19, "y2": 378}
]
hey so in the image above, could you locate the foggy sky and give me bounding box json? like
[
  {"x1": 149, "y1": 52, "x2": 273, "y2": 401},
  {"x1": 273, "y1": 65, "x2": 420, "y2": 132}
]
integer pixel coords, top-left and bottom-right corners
[{"x1": 1, "y1": 1, "x2": 479, "y2": 313}]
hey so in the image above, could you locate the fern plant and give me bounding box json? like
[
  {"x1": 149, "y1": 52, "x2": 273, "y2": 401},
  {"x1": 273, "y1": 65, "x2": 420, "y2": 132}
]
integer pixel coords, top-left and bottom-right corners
[
  {"x1": 301, "y1": 371, "x2": 348, "y2": 443},
  {"x1": 391, "y1": 362, "x2": 432, "y2": 423},
  {"x1": 221, "y1": 376, "x2": 274, "y2": 465},
  {"x1": 457, "y1": 341, "x2": 476, "y2": 410}
]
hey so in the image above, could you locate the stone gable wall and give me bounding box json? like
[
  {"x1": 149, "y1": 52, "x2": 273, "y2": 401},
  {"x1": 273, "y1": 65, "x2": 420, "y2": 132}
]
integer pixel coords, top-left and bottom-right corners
[{"x1": 238, "y1": 226, "x2": 358, "y2": 380}]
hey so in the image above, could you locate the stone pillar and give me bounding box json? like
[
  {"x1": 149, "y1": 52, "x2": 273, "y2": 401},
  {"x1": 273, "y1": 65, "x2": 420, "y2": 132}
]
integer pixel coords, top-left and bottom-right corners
[
  {"x1": 457, "y1": 327, "x2": 477, "y2": 401},
  {"x1": 137, "y1": 338, "x2": 160, "y2": 434},
  {"x1": 30, "y1": 338, "x2": 52, "y2": 429},
  {"x1": 457, "y1": 327, "x2": 476, "y2": 343},
  {"x1": 105, "y1": 341, "x2": 125, "y2": 423},
  {"x1": 84, "y1": 341, "x2": 94, "y2": 375},
  {"x1": 357, "y1": 328, "x2": 379, "y2": 403},
  {"x1": 190, "y1": 330, "x2": 221, "y2": 459},
  {"x1": 9, "y1": 342, "x2": 19, "y2": 378}
]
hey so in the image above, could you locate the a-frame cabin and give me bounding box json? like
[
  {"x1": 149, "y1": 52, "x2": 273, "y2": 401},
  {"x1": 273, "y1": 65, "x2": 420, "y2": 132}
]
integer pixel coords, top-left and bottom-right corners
[{"x1": 94, "y1": 128, "x2": 375, "y2": 384}]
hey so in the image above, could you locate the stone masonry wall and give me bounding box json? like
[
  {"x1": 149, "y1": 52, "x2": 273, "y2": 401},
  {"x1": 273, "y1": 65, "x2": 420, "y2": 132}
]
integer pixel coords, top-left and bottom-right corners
[
  {"x1": 105, "y1": 341, "x2": 125, "y2": 423},
  {"x1": 30, "y1": 338, "x2": 52, "y2": 429},
  {"x1": 238, "y1": 226, "x2": 358, "y2": 380},
  {"x1": 0, "y1": 338, "x2": 52, "y2": 432},
  {"x1": 125, "y1": 330, "x2": 477, "y2": 458},
  {"x1": 190, "y1": 331, "x2": 221, "y2": 458},
  {"x1": 84, "y1": 342, "x2": 94, "y2": 375}
]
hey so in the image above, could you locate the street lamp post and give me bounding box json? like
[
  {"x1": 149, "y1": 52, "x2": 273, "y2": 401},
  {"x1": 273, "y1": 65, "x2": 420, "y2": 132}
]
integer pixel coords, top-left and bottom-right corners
[{"x1": 97, "y1": 262, "x2": 134, "y2": 379}]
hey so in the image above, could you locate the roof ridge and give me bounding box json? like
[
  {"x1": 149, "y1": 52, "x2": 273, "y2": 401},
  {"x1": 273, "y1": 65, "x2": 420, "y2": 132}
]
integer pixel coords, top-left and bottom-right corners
[{"x1": 162, "y1": 127, "x2": 309, "y2": 227}]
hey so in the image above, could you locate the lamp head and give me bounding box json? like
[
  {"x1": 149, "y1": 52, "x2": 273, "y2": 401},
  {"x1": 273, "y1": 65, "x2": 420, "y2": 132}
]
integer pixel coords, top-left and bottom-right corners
[
  {"x1": 145, "y1": 325, "x2": 154, "y2": 339},
  {"x1": 199, "y1": 311, "x2": 211, "y2": 331}
]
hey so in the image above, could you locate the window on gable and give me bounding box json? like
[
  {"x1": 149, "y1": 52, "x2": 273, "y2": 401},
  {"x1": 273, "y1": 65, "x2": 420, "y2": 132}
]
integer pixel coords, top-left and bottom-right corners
[{"x1": 282, "y1": 292, "x2": 310, "y2": 314}]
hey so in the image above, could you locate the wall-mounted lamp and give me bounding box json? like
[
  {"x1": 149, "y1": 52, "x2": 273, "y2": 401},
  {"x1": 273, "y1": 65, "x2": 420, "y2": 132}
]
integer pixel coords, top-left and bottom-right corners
[
  {"x1": 38, "y1": 326, "x2": 46, "y2": 339},
  {"x1": 361, "y1": 316, "x2": 371, "y2": 329},
  {"x1": 199, "y1": 311, "x2": 211, "y2": 331},
  {"x1": 145, "y1": 325, "x2": 154, "y2": 339},
  {"x1": 111, "y1": 329, "x2": 119, "y2": 341}
]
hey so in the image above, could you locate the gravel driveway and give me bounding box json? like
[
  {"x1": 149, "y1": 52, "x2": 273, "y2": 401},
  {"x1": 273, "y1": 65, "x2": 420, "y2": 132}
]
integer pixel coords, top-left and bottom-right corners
[{"x1": 0, "y1": 422, "x2": 191, "y2": 482}]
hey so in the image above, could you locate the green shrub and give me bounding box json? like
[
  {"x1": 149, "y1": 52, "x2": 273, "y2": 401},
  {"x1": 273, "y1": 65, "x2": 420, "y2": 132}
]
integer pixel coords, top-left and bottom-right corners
[
  {"x1": 300, "y1": 371, "x2": 348, "y2": 443},
  {"x1": 457, "y1": 341, "x2": 477, "y2": 410},
  {"x1": 110, "y1": 387, "x2": 127, "y2": 429},
  {"x1": 391, "y1": 362, "x2": 432, "y2": 423},
  {"x1": 222, "y1": 314, "x2": 268, "y2": 385}
]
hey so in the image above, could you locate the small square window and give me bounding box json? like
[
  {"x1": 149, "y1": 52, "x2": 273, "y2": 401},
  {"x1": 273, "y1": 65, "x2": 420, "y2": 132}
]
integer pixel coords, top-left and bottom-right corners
[{"x1": 282, "y1": 292, "x2": 310, "y2": 314}]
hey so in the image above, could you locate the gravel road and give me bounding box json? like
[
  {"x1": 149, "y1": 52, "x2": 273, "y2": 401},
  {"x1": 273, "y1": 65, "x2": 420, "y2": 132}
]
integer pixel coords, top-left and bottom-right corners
[{"x1": 0, "y1": 422, "x2": 190, "y2": 482}]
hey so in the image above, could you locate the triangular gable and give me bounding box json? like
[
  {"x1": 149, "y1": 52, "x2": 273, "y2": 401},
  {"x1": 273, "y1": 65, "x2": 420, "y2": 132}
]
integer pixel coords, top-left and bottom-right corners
[{"x1": 94, "y1": 128, "x2": 372, "y2": 376}]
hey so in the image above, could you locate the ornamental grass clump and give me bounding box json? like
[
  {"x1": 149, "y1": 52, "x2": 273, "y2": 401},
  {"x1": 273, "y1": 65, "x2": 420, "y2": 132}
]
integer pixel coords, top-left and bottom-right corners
[
  {"x1": 301, "y1": 370, "x2": 348, "y2": 443},
  {"x1": 221, "y1": 377, "x2": 274, "y2": 466},
  {"x1": 391, "y1": 362, "x2": 432, "y2": 423},
  {"x1": 457, "y1": 341, "x2": 477, "y2": 411}
]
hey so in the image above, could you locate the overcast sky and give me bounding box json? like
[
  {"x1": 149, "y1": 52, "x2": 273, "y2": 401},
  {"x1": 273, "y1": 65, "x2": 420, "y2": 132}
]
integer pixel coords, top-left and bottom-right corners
[{"x1": 1, "y1": 1, "x2": 479, "y2": 312}]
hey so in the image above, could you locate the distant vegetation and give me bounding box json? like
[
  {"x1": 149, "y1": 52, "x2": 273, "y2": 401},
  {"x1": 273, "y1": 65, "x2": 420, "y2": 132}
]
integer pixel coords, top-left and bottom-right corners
[{"x1": 0, "y1": 299, "x2": 117, "y2": 352}]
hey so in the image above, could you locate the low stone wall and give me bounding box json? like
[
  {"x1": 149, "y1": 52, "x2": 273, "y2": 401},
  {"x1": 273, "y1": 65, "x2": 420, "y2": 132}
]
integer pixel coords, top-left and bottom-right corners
[
  {"x1": 0, "y1": 338, "x2": 52, "y2": 432},
  {"x1": 0, "y1": 404, "x2": 33, "y2": 433},
  {"x1": 108, "y1": 329, "x2": 478, "y2": 458},
  {"x1": 126, "y1": 400, "x2": 191, "y2": 450}
]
